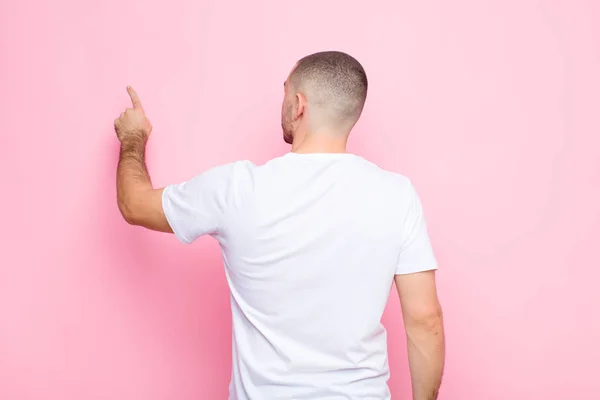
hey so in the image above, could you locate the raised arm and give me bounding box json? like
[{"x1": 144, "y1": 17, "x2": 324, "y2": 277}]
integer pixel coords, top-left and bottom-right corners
[
  {"x1": 114, "y1": 86, "x2": 172, "y2": 233},
  {"x1": 395, "y1": 271, "x2": 445, "y2": 400}
]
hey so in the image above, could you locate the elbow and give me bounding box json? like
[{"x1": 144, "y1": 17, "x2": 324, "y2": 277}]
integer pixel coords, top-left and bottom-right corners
[
  {"x1": 405, "y1": 305, "x2": 444, "y2": 334},
  {"x1": 118, "y1": 197, "x2": 139, "y2": 226},
  {"x1": 122, "y1": 212, "x2": 138, "y2": 226}
]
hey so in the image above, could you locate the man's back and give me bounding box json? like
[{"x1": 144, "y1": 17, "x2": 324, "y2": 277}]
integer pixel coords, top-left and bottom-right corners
[
  {"x1": 115, "y1": 51, "x2": 444, "y2": 400},
  {"x1": 163, "y1": 152, "x2": 438, "y2": 399}
]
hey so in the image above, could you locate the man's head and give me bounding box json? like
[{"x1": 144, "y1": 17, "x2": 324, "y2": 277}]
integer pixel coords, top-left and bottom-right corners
[{"x1": 281, "y1": 51, "x2": 368, "y2": 145}]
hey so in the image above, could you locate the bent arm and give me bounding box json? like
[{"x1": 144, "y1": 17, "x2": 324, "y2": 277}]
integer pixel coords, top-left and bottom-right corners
[
  {"x1": 395, "y1": 270, "x2": 445, "y2": 400},
  {"x1": 116, "y1": 137, "x2": 172, "y2": 233}
]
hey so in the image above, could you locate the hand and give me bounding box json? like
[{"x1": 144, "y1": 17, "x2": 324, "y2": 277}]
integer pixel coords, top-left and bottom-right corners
[{"x1": 114, "y1": 86, "x2": 152, "y2": 144}]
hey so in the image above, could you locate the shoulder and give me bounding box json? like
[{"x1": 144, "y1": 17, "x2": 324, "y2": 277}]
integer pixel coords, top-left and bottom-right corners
[
  {"x1": 354, "y1": 156, "x2": 414, "y2": 193},
  {"x1": 200, "y1": 160, "x2": 257, "y2": 182},
  {"x1": 207, "y1": 159, "x2": 256, "y2": 173},
  {"x1": 212, "y1": 160, "x2": 257, "y2": 198}
]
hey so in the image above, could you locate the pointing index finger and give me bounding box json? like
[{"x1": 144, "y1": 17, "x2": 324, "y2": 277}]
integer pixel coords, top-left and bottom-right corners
[{"x1": 127, "y1": 86, "x2": 143, "y2": 109}]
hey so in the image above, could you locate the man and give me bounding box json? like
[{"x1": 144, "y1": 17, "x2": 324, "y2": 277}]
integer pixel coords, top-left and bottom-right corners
[{"x1": 114, "y1": 51, "x2": 445, "y2": 400}]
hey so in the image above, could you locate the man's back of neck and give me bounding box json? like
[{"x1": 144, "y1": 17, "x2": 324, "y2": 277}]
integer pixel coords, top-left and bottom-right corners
[{"x1": 291, "y1": 131, "x2": 349, "y2": 154}]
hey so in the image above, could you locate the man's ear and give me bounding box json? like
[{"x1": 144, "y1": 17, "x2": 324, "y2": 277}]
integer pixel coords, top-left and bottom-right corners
[{"x1": 295, "y1": 92, "x2": 307, "y2": 121}]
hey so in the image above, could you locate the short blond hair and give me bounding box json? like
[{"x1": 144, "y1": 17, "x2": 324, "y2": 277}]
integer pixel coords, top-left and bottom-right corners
[{"x1": 290, "y1": 51, "x2": 368, "y2": 127}]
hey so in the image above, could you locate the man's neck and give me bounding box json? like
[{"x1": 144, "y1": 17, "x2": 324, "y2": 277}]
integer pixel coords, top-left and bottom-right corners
[{"x1": 291, "y1": 131, "x2": 349, "y2": 154}]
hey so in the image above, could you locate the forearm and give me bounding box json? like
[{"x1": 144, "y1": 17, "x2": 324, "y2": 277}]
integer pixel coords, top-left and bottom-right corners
[
  {"x1": 406, "y1": 314, "x2": 445, "y2": 400},
  {"x1": 117, "y1": 136, "x2": 152, "y2": 222}
]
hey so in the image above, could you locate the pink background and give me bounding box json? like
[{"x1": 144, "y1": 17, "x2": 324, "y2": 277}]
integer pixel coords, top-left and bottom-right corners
[{"x1": 1, "y1": 0, "x2": 599, "y2": 399}]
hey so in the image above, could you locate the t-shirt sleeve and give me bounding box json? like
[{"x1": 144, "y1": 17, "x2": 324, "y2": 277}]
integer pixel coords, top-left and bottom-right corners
[
  {"x1": 395, "y1": 182, "x2": 438, "y2": 275},
  {"x1": 161, "y1": 162, "x2": 237, "y2": 244}
]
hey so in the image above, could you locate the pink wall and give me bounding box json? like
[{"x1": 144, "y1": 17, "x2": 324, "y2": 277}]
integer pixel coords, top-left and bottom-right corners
[{"x1": 1, "y1": 0, "x2": 599, "y2": 398}]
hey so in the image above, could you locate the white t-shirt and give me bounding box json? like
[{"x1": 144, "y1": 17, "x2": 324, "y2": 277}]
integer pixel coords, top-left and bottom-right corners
[{"x1": 162, "y1": 152, "x2": 438, "y2": 400}]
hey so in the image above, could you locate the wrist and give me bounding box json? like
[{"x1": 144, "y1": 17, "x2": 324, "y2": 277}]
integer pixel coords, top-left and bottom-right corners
[{"x1": 120, "y1": 134, "x2": 147, "y2": 151}]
